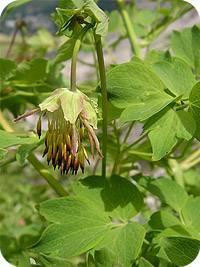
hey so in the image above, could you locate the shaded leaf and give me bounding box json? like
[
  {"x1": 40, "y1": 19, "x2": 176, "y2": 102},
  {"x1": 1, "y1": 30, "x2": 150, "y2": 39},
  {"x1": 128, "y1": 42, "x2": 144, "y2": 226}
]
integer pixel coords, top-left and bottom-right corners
[
  {"x1": 160, "y1": 237, "x2": 200, "y2": 266},
  {"x1": 73, "y1": 175, "x2": 144, "y2": 220},
  {"x1": 96, "y1": 222, "x2": 146, "y2": 267},
  {"x1": 182, "y1": 197, "x2": 200, "y2": 232},
  {"x1": 0, "y1": 58, "x2": 16, "y2": 82},
  {"x1": 138, "y1": 258, "x2": 154, "y2": 267},
  {"x1": 88, "y1": 249, "x2": 114, "y2": 267},
  {"x1": 149, "y1": 210, "x2": 181, "y2": 230}
]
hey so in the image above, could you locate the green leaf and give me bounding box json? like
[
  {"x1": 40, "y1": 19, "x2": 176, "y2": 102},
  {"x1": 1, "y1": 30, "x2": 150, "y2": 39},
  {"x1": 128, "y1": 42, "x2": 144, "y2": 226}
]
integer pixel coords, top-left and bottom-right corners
[
  {"x1": 107, "y1": 100, "x2": 122, "y2": 122},
  {"x1": 0, "y1": 130, "x2": 38, "y2": 149},
  {"x1": 145, "y1": 178, "x2": 188, "y2": 212},
  {"x1": 182, "y1": 197, "x2": 200, "y2": 232},
  {"x1": 27, "y1": 29, "x2": 55, "y2": 51},
  {"x1": 138, "y1": 258, "x2": 154, "y2": 267},
  {"x1": 0, "y1": 58, "x2": 16, "y2": 82},
  {"x1": 190, "y1": 82, "x2": 200, "y2": 113},
  {"x1": 10, "y1": 58, "x2": 47, "y2": 84},
  {"x1": 154, "y1": 225, "x2": 192, "y2": 243},
  {"x1": 53, "y1": 38, "x2": 76, "y2": 64},
  {"x1": 152, "y1": 57, "x2": 196, "y2": 97},
  {"x1": 108, "y1": 10, "x2": 124, "y2": 34},
  {"x1": 38, "y1": 254, "x2": 74, "y2": 267},
  {"x1": 84, "y1": 0, "x2": 109, "y2": 37},
  {"x1": 149, "y1": 210, "x2": 181, "y2": 230},
  {"x1": 119, "y1": 93, "x2": 173, "y2": 124},
  {"x1": 1, "y1": 0, "x2": 31, "y2": 18},
  {"x1": 88, "y1": 249, "x2": 115, "y2": 267},
  {"x1": 145, "y1": 50, "x2": 171, "y2": 65},
  {"x1": 0, "y1": 225, "x2": 41, "y2": 267},
  {"x1": 107, "y1": 62, "x2": 166, "y2": 108},
  {"x1": 34, "y1": 197, "x2": 111, "y2": 258},
  {"x1": 134, "y1": 9, "x2": 157, "y2": 27},
  {"x1": 160, "y1": 237, "x2": 200, "y2": 266},
  {"x1": 189, "y1": 82, "x2": 200, "y2": 140},
  {"x1": 16, "y1": 140, "x2": 42, "y2": 165},
  {"x1": 171, "y1": 26, "x2": 200, "y2": 75},
  {"x1": 145, "y1": 108, "x2": 196, "y2": 160},
  {"x1": 34, "y1": 176, "x2": 145, "y2": 261},
  {"x1": 96, "y1": 222, "x2": 146, "y2": 267},
  {"x1": 73, "y1": 175, "x2": 144, "y2": 221},
  {"x1": 183, "y1": 169, "x2": 200, "y2": 196},
  {"x1": 106, "y1": 62, "x2": 174, "y2": 122},
  {"x1": 0, "y1": 148, "x2": 8, "y2": 160},
  {"x1": 65, "y1": 0, "x2": 84, "y2": 8}
]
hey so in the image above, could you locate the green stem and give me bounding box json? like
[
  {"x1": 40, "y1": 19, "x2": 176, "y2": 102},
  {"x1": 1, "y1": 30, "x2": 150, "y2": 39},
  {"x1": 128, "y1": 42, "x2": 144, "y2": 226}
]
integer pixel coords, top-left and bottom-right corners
[
  {"x1": 168, "y1": 159, "x2": 184, "y2": 187},
  {"x1": 78, "y1": 58, "x2": 95, "y2": 67},
  {"x1": 6, "y1": 27, "x2": 18, "y2": 58},
  {"x1": 94, "y1": 34, "x2": 108, "y2": 177},
  {"x1": 0, "y1": 111, "x2": 13, "y2": 132},
  {"x1": 28, "y1": 154, "x2": 68, "y2": 197},
  {"x1": 123, "y1": 122, "x2": 135, "y2": 143},
  {"x1": 116, "y1": 0, "x2": 140, "y2": 56},
  {"x1": 112, "y1": 132, "x2": 148, "y2": 175},
  {"x1": 181, "y1": 148, "x2": 200, "y2": 166},
  {"x1": 70, "y1": 38, "x2": 82, "y2": 92},
  {"x1": 181, "y1": 155, "x2": 200, "y2": 171},
  {"x1": 122, "y1": 132, "x2": 148, "y2": 154},
  {"x1": 112, "y1": 121, "x2": 121, "y2": 175},
  {"x1": 70, "y1": 25, "x2": 92, "y2": 92}
]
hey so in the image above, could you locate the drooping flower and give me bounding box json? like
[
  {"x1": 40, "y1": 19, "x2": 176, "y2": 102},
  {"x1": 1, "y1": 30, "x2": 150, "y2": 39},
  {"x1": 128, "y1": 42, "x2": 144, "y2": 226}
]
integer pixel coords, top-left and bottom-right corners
[{"x1": 15, "y1": 88, "x2": 102, "y2": 175}]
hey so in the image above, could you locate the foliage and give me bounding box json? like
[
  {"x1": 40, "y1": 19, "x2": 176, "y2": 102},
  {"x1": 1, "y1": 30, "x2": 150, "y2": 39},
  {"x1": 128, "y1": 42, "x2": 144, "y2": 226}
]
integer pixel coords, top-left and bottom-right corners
[{"x1": 0, "y1": 0, "x2": 200, "y2": 266}]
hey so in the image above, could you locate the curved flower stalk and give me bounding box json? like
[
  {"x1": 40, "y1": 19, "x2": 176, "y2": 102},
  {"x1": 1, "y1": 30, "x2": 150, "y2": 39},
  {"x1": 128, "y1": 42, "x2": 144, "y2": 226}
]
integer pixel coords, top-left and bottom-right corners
[{"x1": 15, "y1": 88, "x2": 102, "y2": 175}]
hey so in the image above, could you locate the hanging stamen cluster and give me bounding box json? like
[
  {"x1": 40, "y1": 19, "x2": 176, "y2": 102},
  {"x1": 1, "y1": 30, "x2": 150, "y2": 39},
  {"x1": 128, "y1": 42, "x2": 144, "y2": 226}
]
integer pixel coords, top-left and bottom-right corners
[{"x1": 37, "y1": 108, "x2": 101, "y2": 175}]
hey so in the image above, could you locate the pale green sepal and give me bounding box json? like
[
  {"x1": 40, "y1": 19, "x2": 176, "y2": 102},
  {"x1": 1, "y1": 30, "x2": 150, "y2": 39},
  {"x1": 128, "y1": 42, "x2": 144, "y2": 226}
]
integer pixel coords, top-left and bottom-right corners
[
  {"x1": 39, "y1": 88, "x2": 66, "y2": 112},
  {"x1": 60, "y1": 90, "x2": 83, "y2": 124},
  {"x1": 39, "y1": 88, "x2": 98, "y2": 127}
]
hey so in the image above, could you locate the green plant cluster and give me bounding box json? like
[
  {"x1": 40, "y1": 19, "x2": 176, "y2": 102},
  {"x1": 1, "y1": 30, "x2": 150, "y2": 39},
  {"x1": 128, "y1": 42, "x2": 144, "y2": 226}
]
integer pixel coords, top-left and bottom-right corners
[{"x1": 0, "y1": 0, "x2": 200, "y2": 266}]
